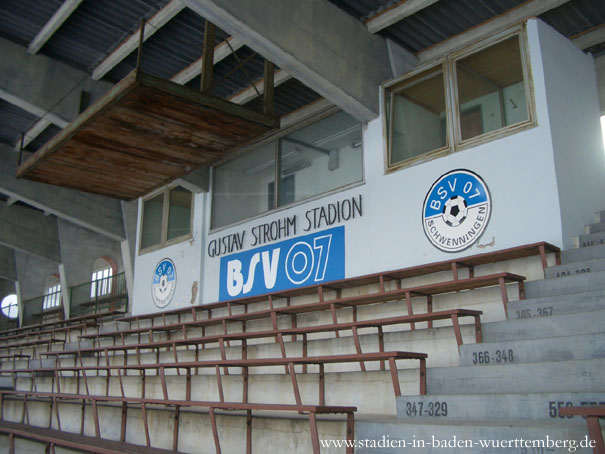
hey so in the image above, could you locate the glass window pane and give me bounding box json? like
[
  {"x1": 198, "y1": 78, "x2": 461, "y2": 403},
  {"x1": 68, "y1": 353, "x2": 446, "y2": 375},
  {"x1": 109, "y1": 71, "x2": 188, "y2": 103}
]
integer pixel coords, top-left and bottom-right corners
[
  {"x1": 279, "y1": 111, "x2": 362, "y2": 205},
  {"x1": 212, "y1": 143, "x2": 276, "y2": 228},
  {"x1": 390, "y1": 65, "x2": 447, "y2": 166},
  {"x1": 456, "y1": 35, "x2": 528, "y2": 141},
  {"x1": 141, "y1": 194, "x2": 164, "y2": 249},
  {"x1": 167, "y1": 186, "x2": 192, "y2": 240}
]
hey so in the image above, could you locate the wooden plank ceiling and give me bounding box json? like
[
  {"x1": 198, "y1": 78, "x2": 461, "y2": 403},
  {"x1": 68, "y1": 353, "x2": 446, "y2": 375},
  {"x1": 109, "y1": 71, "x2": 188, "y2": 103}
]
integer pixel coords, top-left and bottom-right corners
[{"x1": 16, "y1": 70, "x2": 278, "y2": 200}]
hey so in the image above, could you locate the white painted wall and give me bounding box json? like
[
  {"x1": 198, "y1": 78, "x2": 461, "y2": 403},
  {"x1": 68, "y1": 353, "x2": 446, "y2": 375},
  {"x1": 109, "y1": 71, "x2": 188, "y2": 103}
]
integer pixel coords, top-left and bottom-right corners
[
  {"x1": 535, "y1": 20, "x2": 605, "y2": 249},
  {"x1": 131, "y1": 193, "x2": 204, "y2": 315},
  {"x1": 133, "y1": 19, "x2": 603, "y2": 310}
]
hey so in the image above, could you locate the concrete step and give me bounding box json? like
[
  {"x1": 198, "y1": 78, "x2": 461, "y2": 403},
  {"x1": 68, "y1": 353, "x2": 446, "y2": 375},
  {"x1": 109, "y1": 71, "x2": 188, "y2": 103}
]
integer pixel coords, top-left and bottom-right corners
[
  {"x1": 485, "y1": 309, "x2": 605, "y2": 342},
  {"x1": 524, "y1": 270, "x2": 605, "y2": 298},
  {"x1": 573, "y1": 231, "x2": 605, "y2": 248},
  {"x1": 507, "y1": 289, "x2": 605, "y2": 320},
  {"x1": 27, "y1": 358, "x2": 57, "y2": 376},
  {"x1": 561, "y1": 243, "x2": 605, "y2": 264},
  {"x1": 595, "y1": 210, "x2": 605, "y2": 223},
  {"x1": 427, "y1": 358, "x2": 605, "y2": 394},
  {"x1": 545, "y1": 258, "x2": 605, "y2": 279},
  {"x1": 62, "y1": 339, "x2": 94, "y2": 351},
  {"x1": 586, "y1": 221, "x2": 605, "y2": 234},
  {"x1": 459, "y1": 333, "x2": 605, "y2": 366},
  {"x1": 0, "y1": 376, "x2": 14, "y2": 389},
  {"x1": 98, "y1": 321, "x2": 130, "y2": 334},
  {"x1": 356, "y1": 419, "x2": 596, "y2": 453},
  {"x1": 396, "y1": 392, "x2": 605, "y2": 424}
]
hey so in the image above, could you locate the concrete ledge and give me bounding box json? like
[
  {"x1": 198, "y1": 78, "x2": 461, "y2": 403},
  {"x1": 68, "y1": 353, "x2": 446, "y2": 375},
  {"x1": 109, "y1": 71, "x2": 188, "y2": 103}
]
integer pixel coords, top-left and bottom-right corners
[
  {"x1": 396, "y1": 392, "x2": 605, "y2": 424},
  {"x1": 427, "y1": 358, "x2": 605, "y2": 394},
  {"x1": 507, "y1": 289, "x2": 605, "y2": 320}
]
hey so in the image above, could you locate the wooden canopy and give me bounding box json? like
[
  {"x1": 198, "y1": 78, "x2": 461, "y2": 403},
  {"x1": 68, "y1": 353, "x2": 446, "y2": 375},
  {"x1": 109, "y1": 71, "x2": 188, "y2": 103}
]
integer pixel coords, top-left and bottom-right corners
[{"x1": 16, "y1": 70, "x2": 278, "y2": 200}]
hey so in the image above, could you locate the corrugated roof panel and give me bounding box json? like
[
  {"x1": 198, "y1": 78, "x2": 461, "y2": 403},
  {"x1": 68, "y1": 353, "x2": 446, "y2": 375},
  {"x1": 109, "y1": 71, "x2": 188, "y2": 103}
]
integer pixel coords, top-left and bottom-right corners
[
  {"x1": 0, "y1": 100, "x2": 39, "y2": 147},
  {"x1": 40, "y1": 0, "x2": 170, "y2": 72},
  {"x1": 327, "y1": 0, "x2": 392, "y2": 21},
  {"x1": 103, "y1": 9, "x2": 230, "y2": 84},
  {"x1": 539, "y1": 0, "x2": 605, "y2": 38},
  {"x1": 244, "y1": 78, "x2": 323, "y2": 118},
  {"x1": 184, "y1": 46, "x2": 267, "y2": 100},
  {"x1": 383, "y1": 0, "x2": 527, "y2": 53},
  {"x1": 0, "y1": 0, "x2": 63, "y2": 47}
]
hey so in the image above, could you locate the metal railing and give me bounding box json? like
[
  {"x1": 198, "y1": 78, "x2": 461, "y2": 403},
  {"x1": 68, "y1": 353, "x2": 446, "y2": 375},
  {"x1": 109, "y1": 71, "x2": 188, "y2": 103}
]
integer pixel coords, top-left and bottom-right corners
[
  {"x1": 22, "y1": 288, "x2": 63, "y2": 327},
  {"x1": 69, "y1": 272, "x2": 128, "y2": 317},
  {"x1": 0, "y1": 300, "x2": 19, "y2": 332}
]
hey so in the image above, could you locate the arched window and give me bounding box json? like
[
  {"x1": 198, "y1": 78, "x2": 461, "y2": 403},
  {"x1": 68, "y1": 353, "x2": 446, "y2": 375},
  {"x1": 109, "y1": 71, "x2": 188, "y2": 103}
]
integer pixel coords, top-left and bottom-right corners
[
  {"x1": 43, "y1": 275, "x2": 62, "y2": 310},
  {"x1": 91, "y1": 257, "x2": 116, "y2": 298},
  {"x1": 1, "y1": 294, "x2": 18, "y2": 319}
]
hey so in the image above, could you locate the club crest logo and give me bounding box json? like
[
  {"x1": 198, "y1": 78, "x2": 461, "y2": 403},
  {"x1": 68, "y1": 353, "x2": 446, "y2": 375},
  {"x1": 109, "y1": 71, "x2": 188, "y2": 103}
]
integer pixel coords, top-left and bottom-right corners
[
  {"x1": 151, "y1": 258, "x2": 176, "y2": 308},
  {"x1": 422, "y1": 169, "x2": 491, "y2": 252}
]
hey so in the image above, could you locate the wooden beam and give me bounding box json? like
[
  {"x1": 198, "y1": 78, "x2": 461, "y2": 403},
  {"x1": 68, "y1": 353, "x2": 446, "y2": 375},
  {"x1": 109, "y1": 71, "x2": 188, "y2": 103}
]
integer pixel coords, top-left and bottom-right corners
[
  {"x1": 201, "y1": 20, "x2": 216, "y2": 93},
  {"x1": 28, "y1": 0, "x2": 84, "y2": 54},
  {"x1": 263, "y1": 60, "x2": 275, "y2": 116},
  {"x1": 92, "y1": 0, "x2": 185, "y2": 80},
  {"x1": 418, "y1": 0, "x2": 571, "y2": 63},
  {"x1": 171, "y1": 36, "x2": 244, "y2": 85},
  {"x1": 366, "y1": 0, "x2": 439, "y2": 34},
  {"x1": 571, "y1": 24, "x2": 605, "y2": 51},
  {"x1": 228, "y1": 69, "x2": 292, "y2": 105}
]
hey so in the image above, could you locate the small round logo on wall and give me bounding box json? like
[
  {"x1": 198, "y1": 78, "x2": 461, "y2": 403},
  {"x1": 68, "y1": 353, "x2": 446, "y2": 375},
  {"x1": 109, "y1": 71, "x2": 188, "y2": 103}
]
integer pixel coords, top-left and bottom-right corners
[
  {"x1": 152, "y1": 258, "x2": 177, "y2": 308},
  {"x1": 422, "y1": 169, "x2": 491, "y2": 252}
]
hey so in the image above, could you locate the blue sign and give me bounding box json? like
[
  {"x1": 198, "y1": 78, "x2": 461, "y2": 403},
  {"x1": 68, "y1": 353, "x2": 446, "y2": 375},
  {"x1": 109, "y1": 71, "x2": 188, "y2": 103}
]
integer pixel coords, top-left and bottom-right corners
[
  {"x1": 422, "y1": 169, "x2": 491, "y2": 252},
  {"x1": 219, "y1": 226, "x2": 345, "y2": 301}
]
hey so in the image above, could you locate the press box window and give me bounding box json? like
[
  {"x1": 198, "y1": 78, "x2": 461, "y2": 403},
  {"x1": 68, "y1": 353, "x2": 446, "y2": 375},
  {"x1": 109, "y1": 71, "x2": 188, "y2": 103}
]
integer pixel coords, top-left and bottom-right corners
[
  {"x1": 387, "y1": 64, "x2": 448, "y2": 167},
  {"x1": 455, "y1": 35, "x2": 528, "y2": 142},
  {"x1": 140, "y1": 186, "x2": 193, "y2": 252},
  {"x1": 212, "y1": 111, "x2": 363, "y2": 229},
  {"x1": 385, "y1": 29, "x2": 532, "y2": 170}
]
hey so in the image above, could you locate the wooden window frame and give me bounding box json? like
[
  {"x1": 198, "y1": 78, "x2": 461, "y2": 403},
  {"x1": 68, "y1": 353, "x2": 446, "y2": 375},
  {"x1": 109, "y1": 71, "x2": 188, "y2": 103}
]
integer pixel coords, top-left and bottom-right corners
[
  {"x1": 139, "y1": 185, "x2": 194, "y2": 255},
  {"x1": 383, "y1": 24, "x2": 535, "y2": 173}
]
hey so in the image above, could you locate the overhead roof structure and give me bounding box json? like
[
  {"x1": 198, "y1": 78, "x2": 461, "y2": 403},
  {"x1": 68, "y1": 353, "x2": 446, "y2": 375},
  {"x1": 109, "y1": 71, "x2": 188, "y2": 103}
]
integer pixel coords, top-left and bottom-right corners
[
  {"x1": 15, "y1": 70, "x2": 278, "y2": 199},
  {"x1": 0, "y1": 0, "x2": 603, "y2": 203}
]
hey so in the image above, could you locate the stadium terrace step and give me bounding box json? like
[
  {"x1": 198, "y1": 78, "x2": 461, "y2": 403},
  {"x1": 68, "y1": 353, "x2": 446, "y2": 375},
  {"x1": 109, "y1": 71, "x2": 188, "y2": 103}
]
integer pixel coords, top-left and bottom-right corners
[
  {"x1": 524, "y1": 270, "x2": 605, "y2": 298},
  {"x1": 585, "y1": 221, "x2": 605, "y2": 234},
  {"x1": 356, "y1": 419, "x2": 595, "y2": 454},
  {"x1": 396, "y1": 392, "x2": 605, "y2": 424},
  {"x1": 426, "y1": 358, "x2": 605, "y2": 394},
  {"x1": 483, "y1": 309, "x2": 605, "y2": 341},
  {"x1": 507, "y1": 289, "x2": 605, "y2": 320},
  {"x1": 561, "y1": 243, "x2": 605, "y2": 264},
  {"x1": 573, "y1": 231, "x2": 605, "y2": 248},
  {"x1": 594, "y1": 210, "x2": 605, "y2": 223},
  {"x1": 27, "y1": 358, "x2": 57, "y2": 376},
  {"x1": 63, "y1": 340, "x2": 94, "y2": 351},
  {"x1": 459, "y1": 333, "x2": 605, "y2": 366},
  {"x1": 0, "y1": 376, "x2": 14, "y2": 389},
  {"x1": 98, "y1": 321, "x2": 130, "y2": 334},
  {"x1": 544, "y1": 258, "x2": 605, "y2": 279}
]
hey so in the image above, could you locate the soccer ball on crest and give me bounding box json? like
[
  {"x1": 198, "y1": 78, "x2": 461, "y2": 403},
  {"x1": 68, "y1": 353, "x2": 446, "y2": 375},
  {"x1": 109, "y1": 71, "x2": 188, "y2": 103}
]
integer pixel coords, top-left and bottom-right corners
[{"x1": 442, "y1": 195, "x2": 468, "y2": 227}]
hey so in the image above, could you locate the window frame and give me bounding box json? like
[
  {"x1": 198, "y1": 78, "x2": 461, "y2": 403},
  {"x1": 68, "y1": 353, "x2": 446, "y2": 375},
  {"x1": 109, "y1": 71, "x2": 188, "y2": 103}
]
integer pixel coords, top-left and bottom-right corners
[
  {"x1": 210, "y1": 106, "x2": 365, "y2": 232},
  {"x1": 383, "y1": 25, "x2": 535, "y2": 173},
  {"x1": 42, "y1": 275, "x2": 62, "y2": 311},
  {"x1": 385, "y1": 61, "x2": 452, "y2": 170},
  {"x1": 139, "y1": 184, "x2": 194, "y2": 255}
]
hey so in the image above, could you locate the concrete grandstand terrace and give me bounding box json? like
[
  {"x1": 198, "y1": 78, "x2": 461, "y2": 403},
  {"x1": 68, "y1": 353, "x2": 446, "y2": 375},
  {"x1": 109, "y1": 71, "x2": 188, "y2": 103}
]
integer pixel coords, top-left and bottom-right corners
[
  {"x1": 0, "y1": 245, "x2": 556, "y2": 452},
  {"x1": 1, "y1": 0, "x2": 605, "y2": 453}
]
